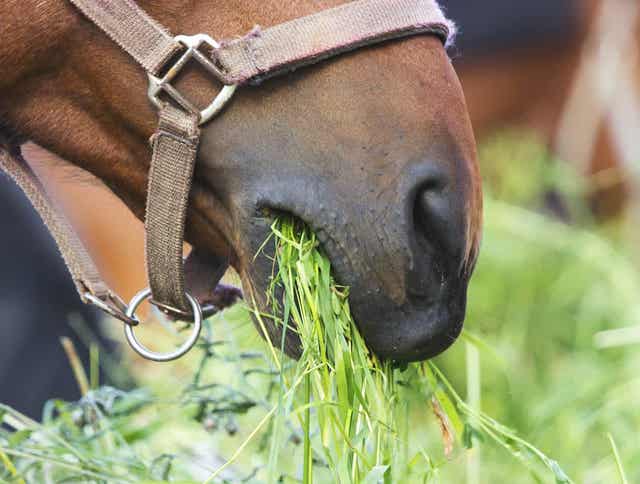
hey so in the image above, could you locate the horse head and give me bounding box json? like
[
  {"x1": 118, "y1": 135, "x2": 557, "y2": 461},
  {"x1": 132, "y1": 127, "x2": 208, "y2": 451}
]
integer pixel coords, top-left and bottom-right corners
[{"x1": 0, "y1": 0, "x2": 482, "y2": 361}]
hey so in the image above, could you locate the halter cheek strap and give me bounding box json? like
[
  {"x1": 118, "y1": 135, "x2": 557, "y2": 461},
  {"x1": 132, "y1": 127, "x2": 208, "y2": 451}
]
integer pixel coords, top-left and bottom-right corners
[{"x1": 0, "y1": 0, "x2": 453, "y2": 361}]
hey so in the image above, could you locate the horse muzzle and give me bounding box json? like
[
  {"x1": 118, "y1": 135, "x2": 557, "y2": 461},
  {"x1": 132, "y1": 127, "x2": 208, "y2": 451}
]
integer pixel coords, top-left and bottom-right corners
[{"x1": 240, "y1": 159, "x2": 478, "y2": 362}]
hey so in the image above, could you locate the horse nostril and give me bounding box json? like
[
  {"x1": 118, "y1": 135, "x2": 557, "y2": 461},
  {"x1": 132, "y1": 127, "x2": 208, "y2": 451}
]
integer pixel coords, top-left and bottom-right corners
[{"x1": 413, "y1": 176, "x2": 463, "y2": 261}]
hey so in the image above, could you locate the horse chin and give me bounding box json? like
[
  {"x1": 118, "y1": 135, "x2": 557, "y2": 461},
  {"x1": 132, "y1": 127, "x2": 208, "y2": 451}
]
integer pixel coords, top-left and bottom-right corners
[
  {"x1": 317, "y1": 239, "x2": 470, "y2": 362},
  {"x1": 348, "y1": 293, "x2": 467, "y2": 362}
]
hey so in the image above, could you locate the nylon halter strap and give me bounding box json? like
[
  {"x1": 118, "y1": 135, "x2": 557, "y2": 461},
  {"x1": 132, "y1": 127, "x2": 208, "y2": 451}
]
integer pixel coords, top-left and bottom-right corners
[{"x1": 0, "y1": 0, "x2": 453, "y2": 361}]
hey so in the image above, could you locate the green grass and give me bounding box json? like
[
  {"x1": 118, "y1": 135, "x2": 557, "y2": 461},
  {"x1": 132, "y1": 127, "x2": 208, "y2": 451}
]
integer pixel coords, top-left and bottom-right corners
[
  {"x1": 253, "y1": 216, "x2": 573, "y2": 483},
  {"x1": 1, "y1": 128, "x2": 638, "y2": 483},
  {"x1": 0, "y1": 215, "x2": 574, "y2": 484}
]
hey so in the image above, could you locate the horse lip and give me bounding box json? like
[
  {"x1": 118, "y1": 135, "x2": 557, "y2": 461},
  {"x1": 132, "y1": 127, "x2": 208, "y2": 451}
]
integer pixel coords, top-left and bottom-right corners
[
  {"x1": 311, "y1": 231, "x2": 462, "y2": 361},
  {"x1": 350, "y1": 292, "x2": 467, "y2": 361},
  {"x1": 316, "y1": 237, "x2": 468, "y2": 361},
  {"x1": 257, "y1": 203, "x2": 356, "y2": 285}
]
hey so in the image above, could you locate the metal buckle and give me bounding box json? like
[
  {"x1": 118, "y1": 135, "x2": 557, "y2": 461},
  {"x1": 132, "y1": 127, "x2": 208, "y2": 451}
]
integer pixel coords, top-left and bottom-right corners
[
  {"x1": 84, "y1": 292, "x2": 138, "y2": 327},
  {"x1": 124, "y1": 288, "x2": 203, "y2": 362},
  {"x1": 147, "y1": 34, "x2": 237, "y2": 125}
]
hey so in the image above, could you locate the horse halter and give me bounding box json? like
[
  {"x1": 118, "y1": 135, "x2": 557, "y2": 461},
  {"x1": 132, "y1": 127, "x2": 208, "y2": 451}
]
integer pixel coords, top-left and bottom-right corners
[{"x1": 0, "y1": 0, "x2": 453, "y2": 361}]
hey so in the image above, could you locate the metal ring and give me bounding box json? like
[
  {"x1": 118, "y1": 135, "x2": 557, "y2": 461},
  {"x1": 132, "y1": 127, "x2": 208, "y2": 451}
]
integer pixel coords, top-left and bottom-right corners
[{"x1": 124, "y1": 288, "x2": 202, "y2": 362}]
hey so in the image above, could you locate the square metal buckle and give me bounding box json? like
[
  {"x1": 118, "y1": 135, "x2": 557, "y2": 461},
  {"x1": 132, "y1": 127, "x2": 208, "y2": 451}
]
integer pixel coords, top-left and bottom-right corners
[{"x1": 147, "y1": 34, "x2": 237, "y2": 125}]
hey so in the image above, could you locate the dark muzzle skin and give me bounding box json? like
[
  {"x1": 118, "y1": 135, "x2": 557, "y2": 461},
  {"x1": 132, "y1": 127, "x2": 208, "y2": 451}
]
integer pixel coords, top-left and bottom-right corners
[{"x1": 198, "y1": 36, "x2": 482, "y2": 361}]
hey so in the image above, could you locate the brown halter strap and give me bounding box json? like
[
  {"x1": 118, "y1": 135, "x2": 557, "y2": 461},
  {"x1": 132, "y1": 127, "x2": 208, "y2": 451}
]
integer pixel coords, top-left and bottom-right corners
[{"x1": 0, "y1": 0, "x2": 453, "y2": 360}]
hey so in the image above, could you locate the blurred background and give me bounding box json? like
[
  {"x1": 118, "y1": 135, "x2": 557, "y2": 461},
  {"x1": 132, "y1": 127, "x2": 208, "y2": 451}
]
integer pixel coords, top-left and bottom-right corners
[{"x1": 0, "y1": 0, "x2": 638, "y2": 481}]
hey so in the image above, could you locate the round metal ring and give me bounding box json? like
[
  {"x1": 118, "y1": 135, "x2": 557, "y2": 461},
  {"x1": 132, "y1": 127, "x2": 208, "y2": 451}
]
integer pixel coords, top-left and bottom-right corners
[{"x1": 124, "y1": 288, "x2": 202, "y2": 362}]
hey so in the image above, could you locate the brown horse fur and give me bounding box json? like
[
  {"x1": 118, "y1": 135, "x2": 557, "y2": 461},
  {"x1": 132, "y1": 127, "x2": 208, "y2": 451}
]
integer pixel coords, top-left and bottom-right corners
[{"x1": 0, "y1": 0, "x2": 482, "y2": 361}]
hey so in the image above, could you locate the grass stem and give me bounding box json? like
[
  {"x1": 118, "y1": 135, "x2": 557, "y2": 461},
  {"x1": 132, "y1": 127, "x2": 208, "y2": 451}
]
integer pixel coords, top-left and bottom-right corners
[
  {"x1": 303, "y1": 370, "x2": 312, "y2": 484},
  {"x1": 607, "y1": 433, "x2": 628, "y2": 484},
  {"x1": 60, "y1": 337, "x2": 90, "y2": 396}
]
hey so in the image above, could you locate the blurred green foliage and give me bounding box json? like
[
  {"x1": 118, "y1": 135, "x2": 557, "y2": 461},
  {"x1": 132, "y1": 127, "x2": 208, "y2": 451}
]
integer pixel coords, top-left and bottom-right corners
[{"x1": 436, "y1": 128, "x2": 640, "y2": 482}]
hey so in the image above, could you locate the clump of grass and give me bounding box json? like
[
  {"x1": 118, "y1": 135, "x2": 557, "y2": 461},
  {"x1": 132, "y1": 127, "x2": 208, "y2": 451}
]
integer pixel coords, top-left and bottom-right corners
[
  {"x1": 0, "y1": 216, "x2": 572, "y2": 483},
  {"x1": 263, "y1": 218, "x2": 401, "y2": 483},
  {"x1": 245, "y1": 216, "x2": 572, "y2": 483}
]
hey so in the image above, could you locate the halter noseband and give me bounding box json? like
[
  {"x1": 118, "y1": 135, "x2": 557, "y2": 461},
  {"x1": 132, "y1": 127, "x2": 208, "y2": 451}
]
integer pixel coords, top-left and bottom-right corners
[{"x1": 0, "y1": 0, "x2": 453, "y2": 361}]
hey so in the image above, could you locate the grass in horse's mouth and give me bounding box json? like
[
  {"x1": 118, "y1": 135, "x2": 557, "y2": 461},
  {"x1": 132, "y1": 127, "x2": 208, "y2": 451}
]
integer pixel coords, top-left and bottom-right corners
[
  {"x1": 0, "y1": 219, "x2": 572, "y2": 483},
  {"x1": 246, "y1": 215, "x2": 572, "y2": 483}
]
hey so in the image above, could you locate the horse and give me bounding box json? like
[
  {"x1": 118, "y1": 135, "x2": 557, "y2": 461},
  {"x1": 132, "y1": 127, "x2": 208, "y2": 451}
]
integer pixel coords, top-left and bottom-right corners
[
  {"x1": 0, "y1": 0, "x2": 482, "y2": 362},
  {"x1": 21, "y1": 0, "x2": 636, "y2": 311}
]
